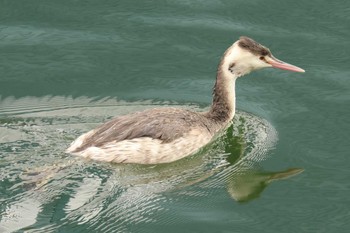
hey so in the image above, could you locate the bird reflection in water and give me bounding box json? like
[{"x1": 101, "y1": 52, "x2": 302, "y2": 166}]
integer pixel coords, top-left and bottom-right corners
[{"x1": 173, "y1": 113, "x2": 304, "y2": 203}]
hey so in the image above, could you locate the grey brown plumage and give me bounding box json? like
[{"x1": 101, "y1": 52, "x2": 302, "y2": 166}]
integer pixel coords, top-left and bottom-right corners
[
  {"x1": 66, "y1": 36, "x2": 304, "y2": 164},
  {"x1": 73, "y1": 108, "x2": 221, "y2": 152}
]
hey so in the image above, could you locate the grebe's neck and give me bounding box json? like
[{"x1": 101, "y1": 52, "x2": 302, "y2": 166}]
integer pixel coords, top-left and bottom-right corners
[
  {"x1": 206, "y1": 41, "x2": 262, "y2": 124},
  {"x1": 207, "y1": 68, "x2": 237, "y2": 122},
  {"x1": 207, "y1": 48, "x2": 239, "y2": 123}
]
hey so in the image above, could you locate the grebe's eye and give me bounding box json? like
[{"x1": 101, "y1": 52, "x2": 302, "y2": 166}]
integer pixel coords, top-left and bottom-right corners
[{"x1": 259, "y1": 56, "x2": 265, "y2": 60}]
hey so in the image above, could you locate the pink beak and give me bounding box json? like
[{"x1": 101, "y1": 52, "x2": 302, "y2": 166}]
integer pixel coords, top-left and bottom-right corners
[{"x1": 266, "y1": 56, "x2": 305, "y2": 73}]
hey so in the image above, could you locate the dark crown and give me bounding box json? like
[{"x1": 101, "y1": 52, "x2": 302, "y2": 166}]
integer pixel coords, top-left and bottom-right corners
[{"x1": 238, "y1": 36, "x2": 271, "y2": 57}]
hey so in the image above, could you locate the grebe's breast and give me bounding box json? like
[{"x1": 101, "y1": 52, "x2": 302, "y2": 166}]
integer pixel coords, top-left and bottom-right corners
[{"x1": 66, "y1": 107, "x2": 225, "y2": 164}]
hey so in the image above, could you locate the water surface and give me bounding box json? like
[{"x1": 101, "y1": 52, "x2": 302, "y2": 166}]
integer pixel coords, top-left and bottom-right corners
[{"x1": 1, "y1": 0, "x2": 350, "y2": 232}]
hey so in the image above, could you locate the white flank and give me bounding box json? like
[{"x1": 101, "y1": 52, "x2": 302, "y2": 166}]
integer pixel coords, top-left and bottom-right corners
[{"x1": 67, "y1": 128, "x2": 212, "y2": 164}]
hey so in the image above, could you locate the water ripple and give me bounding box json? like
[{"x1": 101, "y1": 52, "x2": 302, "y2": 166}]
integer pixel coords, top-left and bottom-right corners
[
  {"x1": 0, "y1": 96, "x2": 302, "y2": 232},
  {"x1": 0, "y1": 25, "x2": 122, "y2": 46}
]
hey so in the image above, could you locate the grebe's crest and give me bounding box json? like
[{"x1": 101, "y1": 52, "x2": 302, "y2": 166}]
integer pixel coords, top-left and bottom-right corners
[
  {"x1": 238, "y1": 36, "x2": 272, "y2": 57},
  {"x1": 220, "y1": 37, "x2": 273, "y2": 77}
]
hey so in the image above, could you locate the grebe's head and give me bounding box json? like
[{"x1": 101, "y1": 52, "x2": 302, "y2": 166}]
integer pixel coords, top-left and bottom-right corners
[{"x1": 221, "y1": 36, "x2": 305, "y2": 77}]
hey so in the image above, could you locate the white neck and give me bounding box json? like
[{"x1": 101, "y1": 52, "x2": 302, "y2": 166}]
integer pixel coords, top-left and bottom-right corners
[
  {"x1": 208, "y1": 42, "x2": 260, "y2": 123},
  {"x1": 208, "y1": 40, "x2": 270, "y2": 124}
]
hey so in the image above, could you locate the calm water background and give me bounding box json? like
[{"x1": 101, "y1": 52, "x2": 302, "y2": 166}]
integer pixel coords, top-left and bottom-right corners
[{"x1": 1, "y1": 0, "x2": 350, "y2": 232}]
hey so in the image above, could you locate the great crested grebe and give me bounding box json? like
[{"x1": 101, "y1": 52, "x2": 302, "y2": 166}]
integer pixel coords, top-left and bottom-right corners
[{"x1": 66, "y1": 36, "x2": 305, "y2": 164}]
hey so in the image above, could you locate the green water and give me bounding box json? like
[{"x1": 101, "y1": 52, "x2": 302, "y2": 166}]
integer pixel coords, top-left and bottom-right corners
[{"x1": 1, "y1": 0, "x2": 349, "y2": 232}]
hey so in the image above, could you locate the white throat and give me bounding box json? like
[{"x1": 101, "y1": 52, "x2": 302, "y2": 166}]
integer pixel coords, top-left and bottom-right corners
[{"x1": 210, "y1": 41, "x2": 265, "y2": 122}]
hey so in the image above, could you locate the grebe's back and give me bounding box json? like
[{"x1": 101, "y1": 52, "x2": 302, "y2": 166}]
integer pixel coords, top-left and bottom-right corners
[{"x1": 66, "y1": 107, "x2": 222, "y2": 164}]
